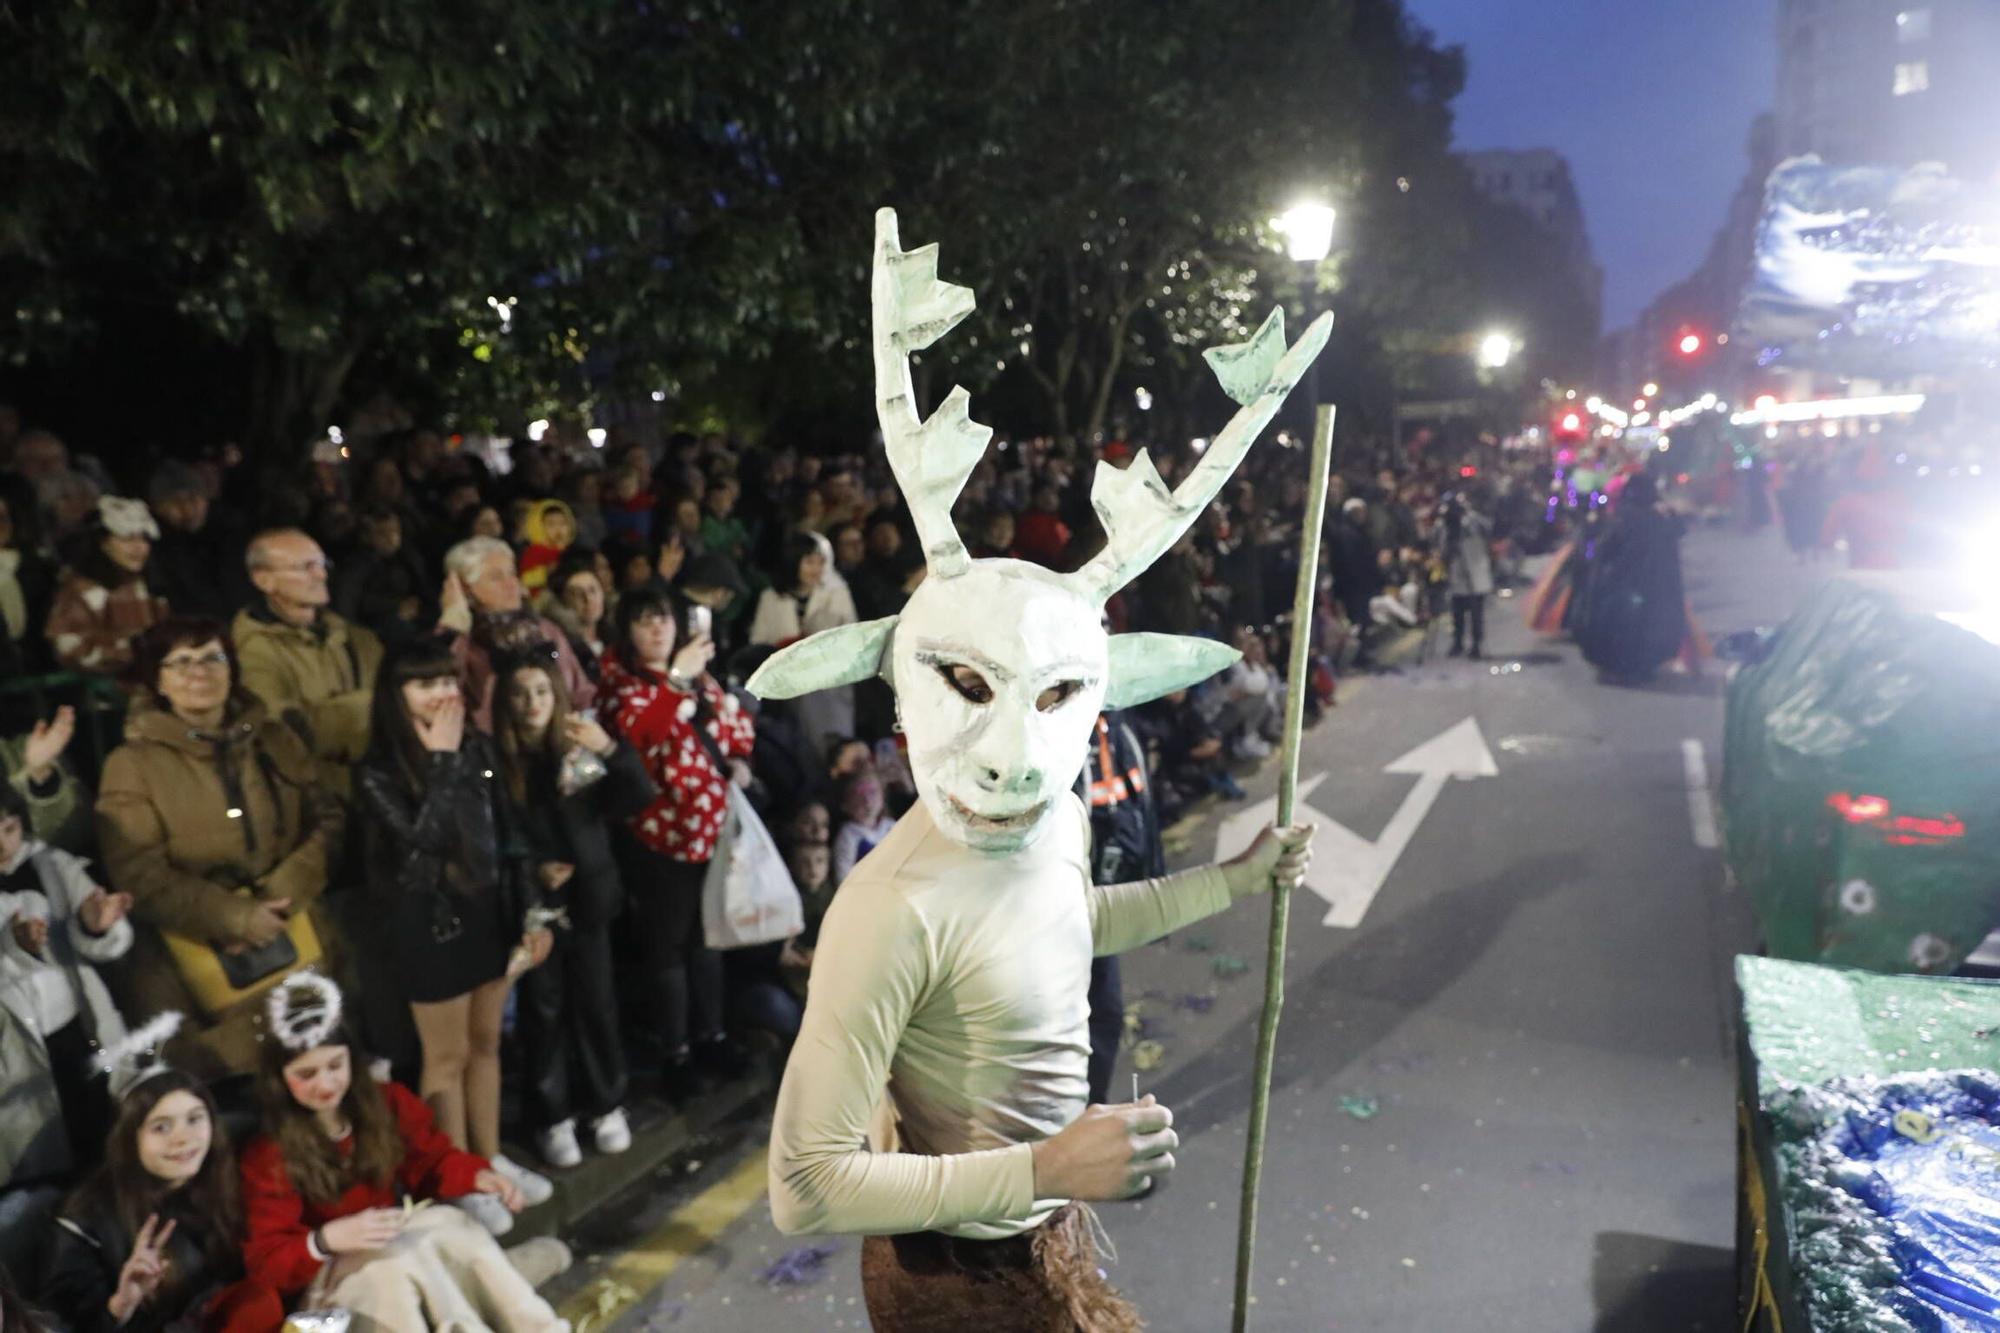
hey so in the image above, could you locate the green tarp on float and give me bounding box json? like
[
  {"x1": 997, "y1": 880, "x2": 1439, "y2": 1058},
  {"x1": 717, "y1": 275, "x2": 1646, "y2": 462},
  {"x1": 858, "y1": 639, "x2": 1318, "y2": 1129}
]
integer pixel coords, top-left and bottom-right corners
[
  {"x1": 1721, "y1": 574, "x2": 2000, "y2": 974},
  {"x1": 1739, "y1": 955, "x2": 2000, "y2": 1092}
]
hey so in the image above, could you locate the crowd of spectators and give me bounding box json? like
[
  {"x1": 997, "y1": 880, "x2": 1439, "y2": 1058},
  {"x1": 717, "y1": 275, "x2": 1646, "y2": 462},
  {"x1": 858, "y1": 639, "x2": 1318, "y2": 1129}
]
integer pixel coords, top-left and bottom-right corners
[{"x1": 0, "y1": 403, "x2": 1535, "y2": 1329}]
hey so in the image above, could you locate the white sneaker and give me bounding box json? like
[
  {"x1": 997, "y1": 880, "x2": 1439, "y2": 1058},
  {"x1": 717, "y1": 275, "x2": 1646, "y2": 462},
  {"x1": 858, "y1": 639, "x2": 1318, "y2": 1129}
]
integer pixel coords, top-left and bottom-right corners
[
  {"x1": 592, "y1": 1107, "x2": 632, "y2": 1156},
  {"x1": 456, "y1": 1191, "x2": 514, "y2": 1237},
  {"x1": 504, "y1": 1236, "x2": 573, "y2": 1287},
  {"x1": 492, "y1": 1154, "x2": 555, "y2": 1207},
  {"x1": 536, "y1": 1120, "x2": 582, "y2": 1170}
]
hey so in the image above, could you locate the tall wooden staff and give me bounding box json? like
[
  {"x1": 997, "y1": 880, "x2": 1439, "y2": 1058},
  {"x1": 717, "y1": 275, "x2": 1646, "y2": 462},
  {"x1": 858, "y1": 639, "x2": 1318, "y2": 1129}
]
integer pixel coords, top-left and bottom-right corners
[{"x1": 1231, "y1": 402, "x2": 1335, "y2": 1332}]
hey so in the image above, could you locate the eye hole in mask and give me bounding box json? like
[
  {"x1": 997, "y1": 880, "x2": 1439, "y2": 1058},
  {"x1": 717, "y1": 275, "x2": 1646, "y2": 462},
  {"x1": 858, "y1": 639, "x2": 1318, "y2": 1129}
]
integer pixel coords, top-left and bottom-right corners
[
  {"x1": 936, "y1": 662, "x2": 994, "y2": 705},
  {"x1": 1036, "y1": 680, "x2": 1084, "y2": 713}
]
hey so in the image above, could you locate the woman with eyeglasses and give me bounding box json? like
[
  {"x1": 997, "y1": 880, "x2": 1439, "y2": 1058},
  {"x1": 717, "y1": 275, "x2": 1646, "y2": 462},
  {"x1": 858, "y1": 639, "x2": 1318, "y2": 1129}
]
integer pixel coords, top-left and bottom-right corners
[{"x1": 95, "y1": 618, "x2": 345, "y2": 1077}]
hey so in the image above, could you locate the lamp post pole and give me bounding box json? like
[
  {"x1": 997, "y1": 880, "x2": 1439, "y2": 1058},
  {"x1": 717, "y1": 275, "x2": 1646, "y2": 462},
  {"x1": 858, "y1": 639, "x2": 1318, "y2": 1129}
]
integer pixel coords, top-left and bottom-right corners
[{"x1": 1301, "y1": 258, "x2": 1323, "y2": 429}]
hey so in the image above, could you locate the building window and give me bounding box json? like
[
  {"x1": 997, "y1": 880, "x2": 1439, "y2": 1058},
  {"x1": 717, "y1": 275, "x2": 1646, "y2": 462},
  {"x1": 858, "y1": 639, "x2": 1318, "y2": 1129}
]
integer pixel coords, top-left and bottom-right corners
[
  {"x1": 1896, "y1": 8, "x2": 1931, "y2": 43},
  {"x1": 1893, "y1": 60, "x2": 1930, "y2": 95}
]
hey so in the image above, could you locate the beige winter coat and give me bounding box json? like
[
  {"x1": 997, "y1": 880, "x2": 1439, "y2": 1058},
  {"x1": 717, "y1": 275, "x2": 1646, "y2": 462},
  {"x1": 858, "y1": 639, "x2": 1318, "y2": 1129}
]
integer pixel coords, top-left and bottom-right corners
[
  {"x1": 95, "y1": 693, "x2": 345, "y2": 1075},
  {"x1": 230, "y1": 602, "x2": 383, "y2": 795}
]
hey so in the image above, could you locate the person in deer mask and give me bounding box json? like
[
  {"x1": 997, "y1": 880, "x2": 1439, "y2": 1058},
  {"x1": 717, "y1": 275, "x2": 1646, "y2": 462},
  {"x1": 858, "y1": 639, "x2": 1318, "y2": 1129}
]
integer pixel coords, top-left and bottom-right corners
[{"x1": 752, "y1": 212, "x2": 1321, "y2": 1331}]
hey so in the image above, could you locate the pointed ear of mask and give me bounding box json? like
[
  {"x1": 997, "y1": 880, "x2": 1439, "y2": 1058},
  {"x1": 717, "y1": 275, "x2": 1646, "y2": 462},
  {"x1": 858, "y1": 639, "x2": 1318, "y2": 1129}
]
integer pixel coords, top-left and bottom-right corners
[
  {"x1": 1102, "y1": 633, "x2": 1242, "y2": 709},
  {"x1": 746, "y1": 617, "x2": 900, "y2": 700}
]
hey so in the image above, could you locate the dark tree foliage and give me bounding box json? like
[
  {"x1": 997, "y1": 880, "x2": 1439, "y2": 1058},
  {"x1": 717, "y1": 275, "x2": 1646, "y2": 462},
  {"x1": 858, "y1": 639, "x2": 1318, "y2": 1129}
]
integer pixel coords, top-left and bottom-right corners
[{"x1": 0, "y1": 0, "x2": 1596, "y2": 461}]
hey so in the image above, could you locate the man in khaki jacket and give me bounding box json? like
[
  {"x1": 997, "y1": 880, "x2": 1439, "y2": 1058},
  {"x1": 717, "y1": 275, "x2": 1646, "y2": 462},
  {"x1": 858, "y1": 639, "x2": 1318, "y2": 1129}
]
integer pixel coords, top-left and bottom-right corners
[{"x1": 230, "y1": 529, "x2": 384, "y2": 795}]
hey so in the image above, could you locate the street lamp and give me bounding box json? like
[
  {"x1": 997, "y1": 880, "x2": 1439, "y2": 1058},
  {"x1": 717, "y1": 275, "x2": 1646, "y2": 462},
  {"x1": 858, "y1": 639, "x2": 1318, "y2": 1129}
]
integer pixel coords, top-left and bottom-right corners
[
  {"x1": 1276, "y1": 201, "x2": 1337, "y2": 421},
  {"x1": 1476, "y1": 331, "x2": 1515, "y2": 370},
  {"x1": 1277, "y1": 202, "x2": 1337, "y2": 265}
]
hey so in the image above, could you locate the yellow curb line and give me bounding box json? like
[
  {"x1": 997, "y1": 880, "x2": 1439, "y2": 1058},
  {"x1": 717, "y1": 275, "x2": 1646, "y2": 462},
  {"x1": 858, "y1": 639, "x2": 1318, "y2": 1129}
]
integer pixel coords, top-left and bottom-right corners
[{"x1": 558, "y1": 1147, "x2": 770, "y2": 1329}]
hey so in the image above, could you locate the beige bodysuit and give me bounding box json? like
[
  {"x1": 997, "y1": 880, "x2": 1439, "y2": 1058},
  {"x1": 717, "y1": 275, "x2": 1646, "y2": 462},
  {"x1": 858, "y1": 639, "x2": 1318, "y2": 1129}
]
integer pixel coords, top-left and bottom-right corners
[{"x1": 769, "y1": 792, "x2": 1233, "y2": 1240}]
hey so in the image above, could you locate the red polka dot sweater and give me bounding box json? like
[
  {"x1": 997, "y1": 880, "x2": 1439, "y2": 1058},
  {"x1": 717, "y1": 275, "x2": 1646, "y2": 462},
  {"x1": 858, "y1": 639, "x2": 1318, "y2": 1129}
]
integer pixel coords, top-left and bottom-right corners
[{"x1": 601, "y1": 654, "x2": 755, "y2": 864}]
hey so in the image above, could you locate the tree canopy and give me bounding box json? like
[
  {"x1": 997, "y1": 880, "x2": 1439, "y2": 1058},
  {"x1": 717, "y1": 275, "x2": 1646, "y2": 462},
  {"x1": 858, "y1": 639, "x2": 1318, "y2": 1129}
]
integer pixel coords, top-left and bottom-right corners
[{"x1": 0, "y1": 0, "x2": 1598, "y2": 464}]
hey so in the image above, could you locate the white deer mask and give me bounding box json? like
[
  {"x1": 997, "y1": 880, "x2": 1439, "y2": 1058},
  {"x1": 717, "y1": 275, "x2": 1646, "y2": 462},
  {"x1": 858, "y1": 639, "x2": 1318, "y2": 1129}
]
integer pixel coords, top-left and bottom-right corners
[{"x1": 749, "y1": 209, "x2": 1330, "y2": 855}]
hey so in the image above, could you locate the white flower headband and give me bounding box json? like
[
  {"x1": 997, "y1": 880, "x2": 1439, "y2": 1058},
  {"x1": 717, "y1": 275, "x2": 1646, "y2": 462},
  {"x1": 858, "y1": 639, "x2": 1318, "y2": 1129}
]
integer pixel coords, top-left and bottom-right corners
[
  {"x1": 93, "y1": 1011, "x2": 185, "y2": 1103},
  {"x1": 265, "y1": 971, "x2": 344, "y2": 1052},
  {"x1": 98, "y1": 495, "x2": 160, "y2": 540}
]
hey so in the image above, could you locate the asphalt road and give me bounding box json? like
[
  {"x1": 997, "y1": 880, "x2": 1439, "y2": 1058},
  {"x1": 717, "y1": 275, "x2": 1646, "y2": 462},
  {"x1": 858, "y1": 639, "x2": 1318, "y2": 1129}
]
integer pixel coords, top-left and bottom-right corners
[{"x1": 551, "y1": 522, "x2": 1829, "y2": 1332}]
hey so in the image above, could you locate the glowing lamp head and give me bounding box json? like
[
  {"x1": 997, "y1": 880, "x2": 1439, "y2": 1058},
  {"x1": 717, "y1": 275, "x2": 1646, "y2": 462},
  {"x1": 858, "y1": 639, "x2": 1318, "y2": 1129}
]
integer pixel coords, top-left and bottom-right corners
[
  {"x1": 1476, "y1": 332, "x2": 1514, "y2": 369},
  {"x1": 1276, "y1": 203, "x2": 1337, "y2": 263},
  {"x1": 1678, "y1": 333, "x2": 1703, "y2": 355}
]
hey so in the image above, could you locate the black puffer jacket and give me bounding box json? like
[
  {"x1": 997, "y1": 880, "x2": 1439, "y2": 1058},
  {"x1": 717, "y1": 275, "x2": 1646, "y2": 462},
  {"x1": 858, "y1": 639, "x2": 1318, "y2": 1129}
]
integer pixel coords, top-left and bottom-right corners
[
  {"x1": 42, "y1": 1192, "x2": 241, "y2": 1333},
  {"x1": 503, "y1": 739, "x2": 656, "y2": 927}
]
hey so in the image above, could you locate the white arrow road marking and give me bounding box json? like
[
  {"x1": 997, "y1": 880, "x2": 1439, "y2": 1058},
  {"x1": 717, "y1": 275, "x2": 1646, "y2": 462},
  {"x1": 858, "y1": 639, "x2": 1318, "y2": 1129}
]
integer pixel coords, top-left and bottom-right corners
[
  {"x1": 1681, "y1": 738, "x2": 1720, "y2": 850},
  {"x1": 1217, "y1": 717, "x2": 1498, "y2": 928}
]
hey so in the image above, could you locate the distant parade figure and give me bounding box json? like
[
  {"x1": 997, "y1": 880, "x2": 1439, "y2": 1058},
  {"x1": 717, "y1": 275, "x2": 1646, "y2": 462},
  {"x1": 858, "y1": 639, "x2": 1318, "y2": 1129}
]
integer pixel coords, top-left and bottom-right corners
[
  {"x1": 1439, "y1": 491, "x2": 1494, "y2": 660},
  {"x1": 1573, "y1": 474, "x2": 1693, "y2": 683}
]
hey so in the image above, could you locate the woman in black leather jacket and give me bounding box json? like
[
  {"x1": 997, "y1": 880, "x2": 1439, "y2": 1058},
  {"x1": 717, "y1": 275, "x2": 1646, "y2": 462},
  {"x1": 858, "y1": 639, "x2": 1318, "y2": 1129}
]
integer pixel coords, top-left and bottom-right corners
[
  {"x1": 490, "y1": 646, "x2": 656, "y2": 1171},
  {"x1": 354, "y1": 636, "x2": 553, "y2": 1235}
]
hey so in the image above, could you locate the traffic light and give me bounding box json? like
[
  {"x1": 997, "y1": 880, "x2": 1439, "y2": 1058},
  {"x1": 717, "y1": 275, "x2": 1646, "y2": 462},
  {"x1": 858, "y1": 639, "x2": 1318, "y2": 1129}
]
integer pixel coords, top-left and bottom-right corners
[
  {"x1": 1676, "y1": 329, "x2": 1706, "y2": 357},
  {"x1": 1554, "y1": 409, "x2": 1586, "y2": 442}
]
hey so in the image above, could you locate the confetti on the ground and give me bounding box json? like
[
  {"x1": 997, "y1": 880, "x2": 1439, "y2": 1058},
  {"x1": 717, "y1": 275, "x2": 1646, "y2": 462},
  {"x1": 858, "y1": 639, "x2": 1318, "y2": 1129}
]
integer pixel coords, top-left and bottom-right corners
[
  {"x1": 1132, "y1": 1039, "x2": 1166, "y2": 1071},
  {"x1": 1212, "y1": 954, "x2": 1250, "y2": 978},
  {"x1": 640, "y1": 1299, "x2": 687, "y2": 1329},
  {"x1": 1176, "y1": 993, "x2": 1217, "y2": 1013},
  {"x1": 574, "y1": 1278, "x2": 640, "y2": 1333},
  {"x1": 760, "y1": 1243, "x2": 841, "y2": 1289},
  {"x1": 1337, "y1": 1095, "x2": 1380, "y2": 1120}
]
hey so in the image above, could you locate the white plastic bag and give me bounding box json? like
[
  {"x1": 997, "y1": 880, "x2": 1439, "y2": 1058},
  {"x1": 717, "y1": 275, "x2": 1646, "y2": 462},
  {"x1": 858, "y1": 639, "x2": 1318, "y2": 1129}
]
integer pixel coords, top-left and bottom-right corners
[{"x1": 702, "y1": 787, "x2": 804, "y2": 949}]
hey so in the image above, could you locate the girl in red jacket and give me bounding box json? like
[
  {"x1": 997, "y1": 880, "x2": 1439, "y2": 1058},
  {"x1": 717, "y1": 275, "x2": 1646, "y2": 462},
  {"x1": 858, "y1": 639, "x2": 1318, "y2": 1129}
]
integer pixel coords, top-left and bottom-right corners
[{"x1": 238, "y1": 974, "x2": 569, "y2": 1331}]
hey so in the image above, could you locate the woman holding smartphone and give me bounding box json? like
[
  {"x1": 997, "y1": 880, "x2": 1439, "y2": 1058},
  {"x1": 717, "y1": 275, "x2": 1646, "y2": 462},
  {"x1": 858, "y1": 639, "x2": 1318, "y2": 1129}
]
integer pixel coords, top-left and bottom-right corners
[{"x1": 599, "y1": 587, "x2": 753, "y2": 1101}]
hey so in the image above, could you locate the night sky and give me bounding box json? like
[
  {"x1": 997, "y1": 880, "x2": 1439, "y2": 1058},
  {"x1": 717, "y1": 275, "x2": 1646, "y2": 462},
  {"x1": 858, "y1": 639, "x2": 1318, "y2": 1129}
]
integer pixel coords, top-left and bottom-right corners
[{"x1": 1406, "y1": 0, "x2": 1777, "y2": 333}]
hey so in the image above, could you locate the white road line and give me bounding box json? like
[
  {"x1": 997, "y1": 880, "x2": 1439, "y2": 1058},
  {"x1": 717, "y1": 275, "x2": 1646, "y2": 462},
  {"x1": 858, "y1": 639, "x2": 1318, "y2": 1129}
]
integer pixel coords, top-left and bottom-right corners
[{"x1": 1682, "y1": 738, "x2": 1720, "y2": 850}]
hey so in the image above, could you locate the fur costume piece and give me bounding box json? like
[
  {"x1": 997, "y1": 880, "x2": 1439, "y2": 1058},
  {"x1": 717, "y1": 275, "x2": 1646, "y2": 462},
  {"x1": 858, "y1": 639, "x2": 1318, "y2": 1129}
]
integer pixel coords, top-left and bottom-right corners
[{"x1": 860, "y1": 1203, "x2": 1142, "y2": 1333}]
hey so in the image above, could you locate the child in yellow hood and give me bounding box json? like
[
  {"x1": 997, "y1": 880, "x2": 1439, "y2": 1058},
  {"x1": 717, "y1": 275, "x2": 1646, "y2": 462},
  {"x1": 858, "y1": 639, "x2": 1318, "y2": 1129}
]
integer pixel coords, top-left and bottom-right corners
[{"x1": 516, "y1": 499, "x2": 577, "y2": 596}]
